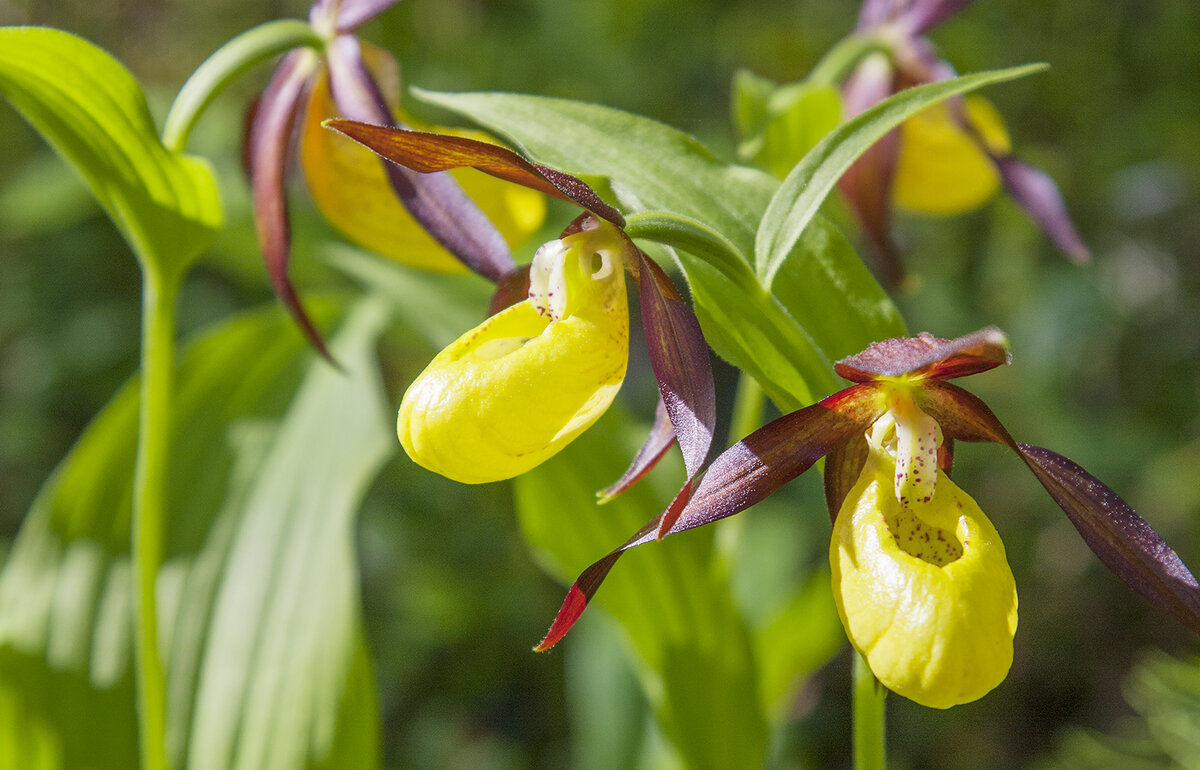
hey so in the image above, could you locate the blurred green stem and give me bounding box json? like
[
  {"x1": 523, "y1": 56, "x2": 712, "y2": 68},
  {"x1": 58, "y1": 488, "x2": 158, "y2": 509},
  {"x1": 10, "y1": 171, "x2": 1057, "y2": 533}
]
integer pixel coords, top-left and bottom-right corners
[
  {"x1": 162, "y1": 19, "x2": 325, "y2": 152},
  {"x1": 715, "y1": 372, "x2": 765, "y2": 569},
  {"x1": 132, "y1": 268, "x2": 181, "y2": 770},
  {"x1": 806, "y1": 32, "x2": 891, "y2": 88},
  {"x1": 853, "y1": 651, "x2": 887, "y2": 770}
]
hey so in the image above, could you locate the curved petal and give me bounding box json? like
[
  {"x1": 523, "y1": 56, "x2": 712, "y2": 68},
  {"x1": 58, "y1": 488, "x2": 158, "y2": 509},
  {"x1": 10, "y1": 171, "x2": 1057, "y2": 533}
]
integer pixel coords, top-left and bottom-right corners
[
  {"x1": 992, "y1": 155, "x2": 1090, "y2": 263},
  {"x1": 399, "y1": 252, "x2": 628, "y2": 484},
  {"x1": 919, "y1": 380, "x2": 1200, "y2": 636},
  {"x1": 637, "y1": 250, "x2": 715, "y2": 480},
  {"x1": 1018, "y1": 444, "x2": 1200, "y2": 635},
  {"x1": 325, "y1": 119, "x2": 625, "y2": 227},
  {"x1": 597, "y1": 397, "x2": 677, "y2": 503},
  {"x1": 249, "y1": 50, "x2": 332, "y2": 359},
  {"x1": 535, "y1": 383, "x2": 886, "y2": 650},
  {"x1": 315, "y1": 38, "x2": 530, "y2": 280}
]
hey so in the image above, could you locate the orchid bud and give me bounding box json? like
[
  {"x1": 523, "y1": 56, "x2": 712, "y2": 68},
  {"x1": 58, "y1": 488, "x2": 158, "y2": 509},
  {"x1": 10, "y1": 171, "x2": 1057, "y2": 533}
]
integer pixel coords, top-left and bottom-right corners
[
  {"x1": 397, "y1": 224, "x2": 629, "y2": 483},
  {"x1": 830, "y1": 408, "x2": 1018, "y2": 709}
]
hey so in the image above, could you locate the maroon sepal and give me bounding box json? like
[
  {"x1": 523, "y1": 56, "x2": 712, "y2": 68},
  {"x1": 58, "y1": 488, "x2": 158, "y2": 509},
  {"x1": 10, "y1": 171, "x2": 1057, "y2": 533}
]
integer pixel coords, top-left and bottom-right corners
[
  {"x1": 332, "y1": 0, "x2": 404, "y2": 32},
  {"x1": 249, "y1": 51, "x2": 334, "y2": 361},
  {"x1": 1019, "y1": 444, "x2": 1200, "y2": 635},
  {"x1": 992, "y1": 154, "x2": 1090, "y2": 264},
  {"x1": 636, "y1": 252, "x2": 716, "y2": 482},
  {"x1": 824, "y1": 432, "x2": 869, "y2": 524},
  {"x1": 325, "y1": 39, "x2": 515, "y2": 282},
  {"x1": 597, "y1": 398, "x2": 677, "y2": 503},
  {"x1": 534, "y1": 383, "x2": 885, "y2": 650},
  {"x1": 325, "y1": 120, "x2": 625, "y2": 228},
  {"x1": 835, "y1": 327, "x2": 1011, "y2": 383},
  {"x1": 487, "y1": 265, "x2": 531, "y2": 316},
  {"x1": 919, "y1": 380, "x2": 1200, "y2": 636}
]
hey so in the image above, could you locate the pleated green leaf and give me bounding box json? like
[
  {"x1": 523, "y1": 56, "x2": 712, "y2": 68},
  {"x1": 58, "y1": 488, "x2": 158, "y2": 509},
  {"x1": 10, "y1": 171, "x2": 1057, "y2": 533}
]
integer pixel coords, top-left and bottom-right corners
[{"x1": 0, "y1": 298, "x2": 391, "y2": 770}]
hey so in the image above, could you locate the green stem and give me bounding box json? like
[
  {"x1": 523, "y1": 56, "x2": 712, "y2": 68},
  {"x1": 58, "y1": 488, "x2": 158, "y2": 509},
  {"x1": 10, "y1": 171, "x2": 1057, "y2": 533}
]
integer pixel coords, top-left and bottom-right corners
[
  {"x1": 162, "y1": 18, "x2": 325, "y2": 152},
  {"x1": 714, "y1": 372, "x2": 766, "y2": 569},
  {"x1": 132, "y1": 268, "x2": 181, "y2": 770},
  {"x1": 853, "y1": 651, "x2": 887, "y2": 770},
  {"x1": 805, "y1": 31, "x2": 892, "y2": 88}
]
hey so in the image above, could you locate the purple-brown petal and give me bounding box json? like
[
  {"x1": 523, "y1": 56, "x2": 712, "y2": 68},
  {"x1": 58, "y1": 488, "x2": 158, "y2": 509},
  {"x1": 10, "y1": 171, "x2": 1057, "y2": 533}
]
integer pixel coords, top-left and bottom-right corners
[
  {"x1": 914, "y1": 379, "x2": 1017, "y2": 446},
  {"x1": 332, "y1": 0, "x2": 404, "y2": 32},
  {"x1": 992, "y1": 154, "x2": 1090, "y2": 263},
  {"x1": 824, "y1": 432, "x2": 869, "y2": 524},
  {"x1": 597, "y1": 397, "x2": 678, "y2": 503},
  {"x1": 904, "y1": 0, "x2": 980, "y2": 36},
  {"x1": 486, "y1": 265, "x2": 531, "y2": 316},
  {"x1": 1018, "y1": 444, "x2": 1200, "y2": 635},
  {"x1": 249, "y1": 51, "x2": 334, "y2": 359},
  {"x1": 835, "y1": 327, "x2": 1011, "y2": 383},
  {"x1": 325, "y1": 38, "x2": 515, "y2": 282},
  {"x1": 536, "y1": 383, "x2": 886, "y2": 650},
  {"x1": 637, "y1": 251, "x2": 716, "y2": 482},
  {"x1": 326, "y1": 120, "x2": 625, "y2": 227}
]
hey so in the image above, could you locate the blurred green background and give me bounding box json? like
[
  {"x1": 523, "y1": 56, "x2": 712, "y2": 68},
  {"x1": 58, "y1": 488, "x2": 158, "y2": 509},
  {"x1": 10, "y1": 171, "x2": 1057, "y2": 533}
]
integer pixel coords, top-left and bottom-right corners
[{"x1": 1, "y1": 0, "x2": 1198, "y2": 767}]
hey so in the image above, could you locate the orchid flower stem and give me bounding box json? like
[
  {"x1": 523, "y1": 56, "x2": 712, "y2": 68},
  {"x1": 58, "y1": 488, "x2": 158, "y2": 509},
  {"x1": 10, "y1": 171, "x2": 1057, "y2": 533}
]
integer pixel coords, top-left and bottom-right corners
[
  {"x1": 714, "y1": 372, "x2": 766, "y2": 570},
  {"x1": 132, "y1": 267, "x2": 181, "y2": 770},
  {"x1": 806, "y1": 32, "x2": 891, "y2": 88},
  {"x1": 162, "y1": 19, "x2": 325, "y2": 152},
  {"x1": 853, "y1": 650, "x2": 887, "y2": 770}
]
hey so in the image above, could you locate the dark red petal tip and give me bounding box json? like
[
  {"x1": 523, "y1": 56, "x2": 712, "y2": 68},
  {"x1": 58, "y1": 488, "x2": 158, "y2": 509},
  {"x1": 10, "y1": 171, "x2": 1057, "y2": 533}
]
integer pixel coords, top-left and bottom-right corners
[
  {"x1": 534, "y1": 584, "x2": 589, "y2": 652},
  {"x1": 835, "y1": 327, "x2": 1011, "y2": 383}
]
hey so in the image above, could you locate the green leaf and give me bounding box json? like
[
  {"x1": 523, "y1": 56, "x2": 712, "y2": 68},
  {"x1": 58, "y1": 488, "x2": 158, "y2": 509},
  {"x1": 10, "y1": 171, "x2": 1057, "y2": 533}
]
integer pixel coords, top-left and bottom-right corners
[
  {"x1": 0, "y1": 298, "x2": 391, "y2": 770},
  {"x1": 732, "y1": 70, "x2": 842, "y2": 179},
  {"x1": 515, "y1": 409, "x2": 769, "y2": 770},
  {"x1": 0, "y1": 27, "x2": 221, "y2": 277},
  {"x1": 756, "y1": 64, "x2": 1047, "y2": 287}
]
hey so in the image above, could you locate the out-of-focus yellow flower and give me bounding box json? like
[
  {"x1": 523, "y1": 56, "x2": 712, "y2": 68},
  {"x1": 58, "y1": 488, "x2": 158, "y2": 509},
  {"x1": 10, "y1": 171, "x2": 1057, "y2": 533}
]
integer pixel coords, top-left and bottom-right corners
[
  {"x1": 398, "y1": 219, "x2": 629, "y2": 483},
  {"x1": 298, "y1": 49, "x2": 545, "y2": 273},
  {"x1": 891, "y1": 95, "x2": 1012, "y2": 216},
  {"x1": 830, "y1": 394, "x2": 1018, "y2": 709}
]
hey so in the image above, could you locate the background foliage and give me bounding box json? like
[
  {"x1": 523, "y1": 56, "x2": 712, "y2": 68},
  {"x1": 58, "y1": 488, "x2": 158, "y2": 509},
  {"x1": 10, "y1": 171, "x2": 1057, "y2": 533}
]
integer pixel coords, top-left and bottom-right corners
[{"x1": 1, "y1": 0, "x2": 1198, "y2": 767}]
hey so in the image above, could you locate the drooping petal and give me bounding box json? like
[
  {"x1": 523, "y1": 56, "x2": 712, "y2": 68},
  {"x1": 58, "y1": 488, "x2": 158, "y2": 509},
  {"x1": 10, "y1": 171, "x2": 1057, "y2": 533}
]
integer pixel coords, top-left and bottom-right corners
[
  {"x1": 326, "y1": 119, "x2": 626, "y2": 227},
  {"x1": 332, "y1": 0, "x2": 404, "y2": 32},
  {"x1": 831, "y1": 447, "x2": 1017, "y2": 709},
  {"x1": 535, "y1": 383, "x2": 887, "y2": 650},
  {"x1": 487, "y1": 265, "x2": 532, "y2": 316},
  {"x1": 839, "y1": 54, "x2": 905, "y2": 286},
  {"x1": 891, "y1": 96, "x2": 1010, "y2": 216},
  {"x1": 835, "y1": 327, "x2": 1011, "y2": 383},
  {"x1": 249, "y1": 50, "x2": 332, "y2": 358},
  {"x1": 597, "y1": 397, "x2": 678, "y2": 503},
  {"x1": 398, "y1": 232, "x2": 628, "y2": 484},
  {"x1": 314, "y1": 38, "x2": 527, "y2": 280},
  {"x1": 991, "y1": 154, "x2": 1090, "y2": 263},
  {"x1": 1018, "y1": 444, "x2": 1200, "y2": 635},
  {"x1": 825, "y1": 432, "x2": 869, "y2": 524},
  {"x1": 636, "y1": 250, "x2": 716, "y2": 482},
  {"x1": 918, "y1": 380, "x2": 1200, "y2": 636}
]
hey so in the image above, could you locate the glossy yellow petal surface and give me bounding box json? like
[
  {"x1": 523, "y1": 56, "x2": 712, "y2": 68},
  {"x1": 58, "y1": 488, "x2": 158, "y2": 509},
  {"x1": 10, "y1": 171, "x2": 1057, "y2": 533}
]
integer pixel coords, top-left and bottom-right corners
[
  {"x1": 398, "y1": 234, "x2": 628, "y2": 483},
  {"x1": 892, "y1": 95, "x2": 1012, "y2": 216},
  {"x1": 298, "y1": 65, "x2": 545, "y2": 272},
  {"x1": 830, "y1": 447, "x2": 1018, "y2": 709}
]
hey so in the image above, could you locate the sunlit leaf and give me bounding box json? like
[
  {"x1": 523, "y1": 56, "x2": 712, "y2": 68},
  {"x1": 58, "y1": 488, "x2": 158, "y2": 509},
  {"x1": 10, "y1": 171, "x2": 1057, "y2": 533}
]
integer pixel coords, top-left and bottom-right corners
[
  {"x1": 0, "y1": 299, "x2": 392, "y2": 769},
  {"x1": 0, "y1": 27, "x2": 221, "y2": 277}
]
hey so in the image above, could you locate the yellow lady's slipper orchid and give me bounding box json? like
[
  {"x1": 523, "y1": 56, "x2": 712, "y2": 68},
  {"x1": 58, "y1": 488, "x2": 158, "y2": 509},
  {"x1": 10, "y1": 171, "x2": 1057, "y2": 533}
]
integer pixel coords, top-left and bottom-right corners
[
  {"x1": 398, "y1": 219, "x2": 629, "y2": 484},
  {"x1": 298, "y1": 52, "x2": 545, "y2": 273},
  {"x1": 891, "y1": 95, "x2": 1012, "y2": 216},
  {"x1": 830, "y1": 408, "x2": 1018, "y2": 709}
]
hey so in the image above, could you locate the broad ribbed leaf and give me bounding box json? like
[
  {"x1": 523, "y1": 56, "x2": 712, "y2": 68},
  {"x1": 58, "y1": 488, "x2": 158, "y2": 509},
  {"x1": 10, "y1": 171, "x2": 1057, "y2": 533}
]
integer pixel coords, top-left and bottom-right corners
[
  {"x1": 0, "y1": 27, "x2": 221, "y2": 277},
  {"x1": 0, "y1": 300, "x2": 392, "y2": 770},
  {"x1": 516, "y1": 409, "x2": 768, "y2": 770},
  {"x1": 756, "y1": 64, "x2": 1046, "y2": 288}
]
